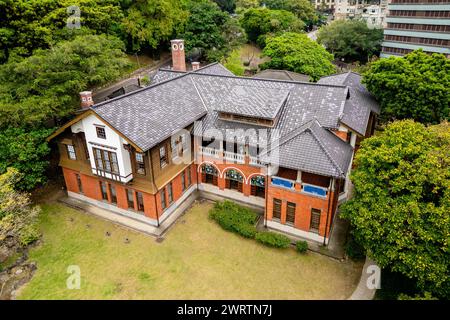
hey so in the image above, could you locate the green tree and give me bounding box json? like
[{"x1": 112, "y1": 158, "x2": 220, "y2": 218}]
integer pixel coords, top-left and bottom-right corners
[
  {"x1": 363, "y1": 50, "x2": 450, "y2": 124},
  {"x1": 341, "y1": 120, "x2": 450, "y2": 298},
  {"x1": 212, "y1": 0, "x2": 236, "y2": 12},
  {"x1": 317, "y1": 19, "x2": 383, "y2": 62},
  {"x1": 0, "y1": 168, "x2": 41, "y2": 250},
  {"x1": 0, "y1": 34, "x2": 131, "y2": 127},
  {"x1": 179, "y1": 0, "x2": 245, "y2": 62},
  {"x1": 236, "y1": 0, "x2": 259, "y2": 10},
  {"x1": 0, "y1": 128, "x2": 52, "y2": 191},
  {"x1": 222, "y1": 50, "x2": 245, "y2": 76},
  {"x1": 120, "y1": 0, "x2": 189, "y2": 52},
  {"x1": 0, "y1": 0, "x2": 124, "y2": 62},
  {"x1": 260, "y1": 32, "x2": 335, "y2": 81},
  {"x1": 263, "y1": 0, "x2": 317, "y2": 23},
  {"x1": 240, "y1": 8, "x2": 305, "y2": 44}
]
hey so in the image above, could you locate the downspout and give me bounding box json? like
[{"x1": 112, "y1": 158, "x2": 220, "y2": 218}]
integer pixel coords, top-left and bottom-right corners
[
  {"x1": 264, "y1": 164, "x2": 269, "y2": 228},
  {"x1": 323, "y1": 177, "x2": 334, "y2": 246},
  {"x1": 148, "y1": 150, "x2": 160, "y2": 227}
]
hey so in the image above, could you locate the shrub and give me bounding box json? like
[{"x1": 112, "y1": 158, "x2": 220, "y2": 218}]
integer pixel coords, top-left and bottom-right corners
[
  {"x1": 19, "y1": 224, "x2": 40, "y2": 246},
  {"x1": 235, "y1": 223, "x2": 257, "y2": 239},
  {"x1": 255, "y1": 231, "x2": 291, "y2": 248},
  {"x1": 209, "y1": 200, "x2": 258, "y2": 238},
  {"x1": 296, "y1": 240, "x2": 308, "y2": 253}
]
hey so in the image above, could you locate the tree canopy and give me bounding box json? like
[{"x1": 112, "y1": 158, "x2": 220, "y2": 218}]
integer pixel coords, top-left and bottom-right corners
[
  {"x1": 0, "y1": 168, "x2": 40, "y2": 249},
  {"x1": 0, "y1": 34, "x2": 131, "y2": 128},
  {"x1": 341, "y1": 120, "x2": 450, "y2": 298},
  {"x1": 317, "y1": 19, "x2": 383, "y2": 63},
  {"x1": 212, "y1": 0, "x2": 236, "y2": 13},
  {"x1": 260, "y1": 32, "x2": 335, "y2": 81},
  {"x1": 263, "y1": 0, "x2": 317, "y2": 23},
  {"x1": 240, "y1": 8, "x2": 305, "y2": 44},
  {"x1": 363, "y1": 50, "x2": 450, "y2": 124},
  {"x1": 0, "y1": 0, "x2": 125, "y2": 62},
  {"x1": 178, "y1": 0, "x2": 245, "y2": 62}
]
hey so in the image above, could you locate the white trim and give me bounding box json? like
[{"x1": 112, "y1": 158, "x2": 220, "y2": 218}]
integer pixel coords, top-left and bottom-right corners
[{"x1": 266, "y1": 220, "x2": 328, "y2": 244}]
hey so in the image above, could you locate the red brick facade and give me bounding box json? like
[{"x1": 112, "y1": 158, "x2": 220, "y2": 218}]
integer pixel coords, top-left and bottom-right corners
[{"x1": 63, "y1": 164, "x2": 197, "y2": 222}]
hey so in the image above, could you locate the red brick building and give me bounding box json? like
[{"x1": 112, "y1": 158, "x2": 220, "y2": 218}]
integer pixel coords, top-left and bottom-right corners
[{"x1": 48, "y1": 40, "x2": 379, "y2": 244}]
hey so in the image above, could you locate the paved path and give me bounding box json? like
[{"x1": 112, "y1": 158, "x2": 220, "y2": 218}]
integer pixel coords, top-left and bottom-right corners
[
  {"x1": 348, "y1": 257, "x2": 379, "y2": 300},
  {"x1": 92, "y1": 56, "x2": 171, "y2": 102}
]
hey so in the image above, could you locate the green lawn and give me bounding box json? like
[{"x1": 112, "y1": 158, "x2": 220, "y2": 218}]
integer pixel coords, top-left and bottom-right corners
[{"x1": 18, "y1": 201, "x2": 362, "y2": 299}]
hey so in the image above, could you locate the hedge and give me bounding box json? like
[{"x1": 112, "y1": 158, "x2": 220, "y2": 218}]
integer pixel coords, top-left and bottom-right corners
[
  {"x1": 255, "y1": 231, "x2": 291, "y2": 248},
  {"x1": 209, "y1": 200, "x2": 258, "y2": 238}
]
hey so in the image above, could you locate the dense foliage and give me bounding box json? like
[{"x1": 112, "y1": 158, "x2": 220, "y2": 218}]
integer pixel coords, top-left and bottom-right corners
[
  {"x1": 0, "y1": 34, "x2": 131, "y2": 128},
  {"x1": 0, "y1": 0, "x2": 125, "y2": 62},
  {"x1": 121, "y1": 0, "x2": 189, "y2": 52},
  {"x1": 263, "y1": 0, "x2": 317, "y2": 24},
  {"x1": 240, "y1": 8, "x2": 305, "y2": 45},
  {"x1": 0, "y1": 128, "x2": 52, "y2": 191},
  {"x1": 341, "y1": 120, "x2": 450, "y2": 298},
  {"x1": 363, "y1": 50, "x2": 450, "y2": 124},
  {"x1": 222, "y1": 50, "x2": 245, "y2": 76},
  {"x1": 317, "y1": 19, "x2": 383, "y2": 63},
  {"x1": 0, "y1": 168, "x2": 41, "y2": 251},
  {"x1": 212, "y1": 0, "x2": 236, "y2": 12},
  {"x1": 261, "y1": 32, "x2": 335, "y2": 81},
  {"x1": 295, "y1": 240, "x2": 308, "y2": 253},
  {"x1": 209, "y1": 200, "x2": 258, "y2": 238},
  {"x1": 178, "y1": 0, "x2": 245, "y2": 62},
  {"x1": 255, "y1": 231, "x2": 291, "y2": 248}
]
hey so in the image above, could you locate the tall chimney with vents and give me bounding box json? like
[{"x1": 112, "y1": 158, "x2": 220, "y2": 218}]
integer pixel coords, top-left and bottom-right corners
[
  {"x1": 170, "y1": 39, "x2": 186, "y2": 72},
  {"x1": 192, "y1": 61, "x2": 200, "y2": 71},
  {"x1": 80, "y1": 91, "x2": 94, "y2": 109}
]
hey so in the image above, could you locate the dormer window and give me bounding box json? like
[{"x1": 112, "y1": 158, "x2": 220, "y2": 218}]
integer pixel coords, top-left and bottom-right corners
[{"x1": 96, "y1": 126, "x2": 106, "y2": 139}]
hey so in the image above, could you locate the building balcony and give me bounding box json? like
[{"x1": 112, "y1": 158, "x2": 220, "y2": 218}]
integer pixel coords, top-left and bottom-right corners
[{"x1": 301, "y1": 183, "x2": 328, "y2": 198}]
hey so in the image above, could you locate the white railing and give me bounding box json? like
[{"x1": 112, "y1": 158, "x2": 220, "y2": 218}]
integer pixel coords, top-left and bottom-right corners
[
  {"x1": 249, "y1": 156, "x2": 265, "y2": 167},
  {"x1": 200, "y1": 146, "x2": 222, "y2": 159},
  {"x1": 224, "y1": 151, "x2": 245, "y2": 164}
]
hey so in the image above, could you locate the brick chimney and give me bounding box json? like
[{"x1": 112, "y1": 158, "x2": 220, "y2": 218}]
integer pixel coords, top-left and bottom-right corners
[
  {"x1": 192, "y1": 61, "x2": 200, "y2": 71},
  {"x1": 80, "y1": 91, "x2": 94, "y2": 109},
  {"x1": 170, "y1": 39, "x2": 186, "y2": 72}
]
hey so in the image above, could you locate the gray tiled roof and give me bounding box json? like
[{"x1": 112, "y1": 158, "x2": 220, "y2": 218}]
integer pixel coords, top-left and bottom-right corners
[
  {"x1": 318, "y1": 72, "x2": 380, "y2": 135},
  {"x1": 86, "y1": 64, "x2": 377, "y2": 178},
  {"x1": 151, "y1": 62, "x2": 234, "y2": 84},
  {"x1": 214, "y1": 85, "x2": 290, "y2": 119},
  {"x1": 253, "y1": 69, "x2": 310, "y2": 82},
  {"x1": 260, "y1": 120, "x2": 353, "y2": 178},
  {"x1": 92, "y1": 75, "x2": 207, "y2": 151}
]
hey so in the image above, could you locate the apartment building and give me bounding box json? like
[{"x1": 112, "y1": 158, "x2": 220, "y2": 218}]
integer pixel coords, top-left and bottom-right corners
[
  {"x1": 334, "y1": 0, "x2": 389, "y2": 28},
  {"x1": 48, "y1": 40, "x2": 380, "y2": 244},
  {"x1": 381, "y1": 0, "x2": 450, "y2": 57}
]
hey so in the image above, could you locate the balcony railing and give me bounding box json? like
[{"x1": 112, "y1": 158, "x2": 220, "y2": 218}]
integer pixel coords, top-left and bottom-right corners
[
  {"x1": 271, "y1": 177, "x2": 295, "y2": 190},
  {"x1": 224, "y1": 151, "x2": 245, "y2": 164},
  {"x1": 301, "y1": 183, "x2": 328, "y2": 198},
  {"x1": 249, "y1": 156, "x2": 265, "y2": 167},
  {"x1": 200, "y1": 146, "x2": 222, "y2": 159}
]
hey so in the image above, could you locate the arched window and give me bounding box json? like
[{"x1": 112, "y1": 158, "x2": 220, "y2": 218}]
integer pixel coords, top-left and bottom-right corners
[
  {"x1": 250, "y1": 175, "x2": 265, "y2": 198},
  {"x1": 201, "y1": 164, "x2": 218, "y2": 186},
  {"x1": 225, "y1": 169, "x2": 244, "y2": 192}
]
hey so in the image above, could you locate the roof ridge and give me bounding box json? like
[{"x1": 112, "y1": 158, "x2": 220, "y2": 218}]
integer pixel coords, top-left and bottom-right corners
[
  {"x1": 91, "y1": 72, "x2": 191, "y2": 109},
  {"x1": 191, "y1": 71, "x2": 348, "y2": 88},
  {"x1": 307, "y1": 121, "x2": 346, "y2": 176}
]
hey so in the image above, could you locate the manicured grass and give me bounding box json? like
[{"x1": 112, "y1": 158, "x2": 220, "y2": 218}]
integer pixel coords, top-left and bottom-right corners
[{"x1": 18, "y1": 201, "x2": 362, "y2": 299}]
